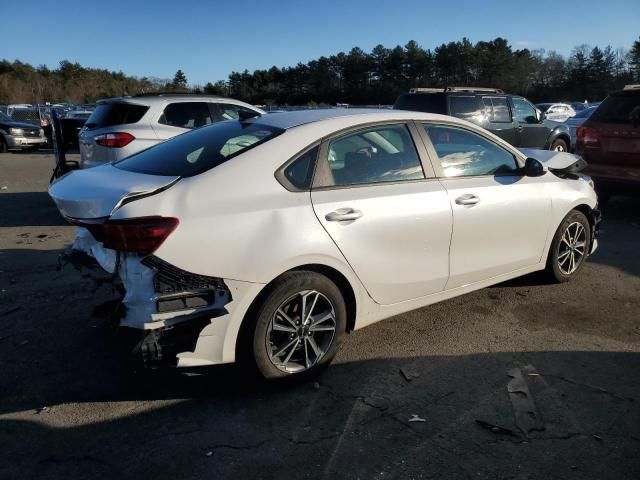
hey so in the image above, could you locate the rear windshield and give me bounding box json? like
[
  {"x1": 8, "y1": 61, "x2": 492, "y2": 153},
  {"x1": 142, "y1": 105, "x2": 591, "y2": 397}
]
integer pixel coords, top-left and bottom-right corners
[
  {"x1": 393, "y1": 93, "x2": 447, "y2": 114},
  {"x1": 85, "y1": 103, "x2": 149, "y2": 129},
  {"x1": 590, "y1": 91, "x2": 640, "y2": 124},
  {"x1": 115, "y1": 121, "x2": 285, "y2": 177}
]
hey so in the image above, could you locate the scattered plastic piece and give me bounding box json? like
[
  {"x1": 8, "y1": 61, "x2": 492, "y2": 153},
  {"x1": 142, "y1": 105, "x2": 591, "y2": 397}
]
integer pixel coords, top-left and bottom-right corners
[
  {"x1": 408, "y1": 414, "x2": 426, "y2": 423},
  {"x1": 36, "y1": 406, "x2": 50, "y2": 414},
  {"x1": 206, "y1": 451, "x2": 213, "y2": 457},
  {"x1": 400, "y1": 368, "x2": 414, "y2": 382},
  {"x1": 475, "y1": 419, "x2": 518, "y2": 437}
]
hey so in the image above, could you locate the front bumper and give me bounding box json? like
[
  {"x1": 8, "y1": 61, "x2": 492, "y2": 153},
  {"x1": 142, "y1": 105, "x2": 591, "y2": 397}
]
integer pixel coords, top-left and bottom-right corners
[{"x1": 5, "y1": 134, "x2": 47, "y2": 149}]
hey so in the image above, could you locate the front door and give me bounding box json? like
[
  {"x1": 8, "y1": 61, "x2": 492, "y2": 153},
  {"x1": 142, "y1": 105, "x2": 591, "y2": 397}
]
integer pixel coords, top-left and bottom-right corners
[
  {"x1": 511, "y1": 97, "x2": 550, "y2": 148},
  {"x1": 419, "y1": 123, "x2": 552, "y2": 289},
  {"x1": 311, "y1": 123, "x2": 452, "y2": 305}
]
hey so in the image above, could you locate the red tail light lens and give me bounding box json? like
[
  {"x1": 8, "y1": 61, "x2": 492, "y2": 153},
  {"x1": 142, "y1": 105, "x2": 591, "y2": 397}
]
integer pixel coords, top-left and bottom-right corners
[
  {"x1": 576, "y1": 125, "x2": 599, "y2": 147},
  {"x1": 93, "y1": 216, "x2": 179, "y2": 255},
  {"x1": 94, "y1": 132, "x2": 135, "y2": 148}
]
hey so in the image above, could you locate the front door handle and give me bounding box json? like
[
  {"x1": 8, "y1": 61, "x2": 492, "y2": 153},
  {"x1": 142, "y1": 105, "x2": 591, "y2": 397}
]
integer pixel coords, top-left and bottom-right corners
[
  {"x1": 325, "y1": 208, "x2": 363, "y2": 222},
  {"x1": 455, "y1": 194, "x2": 480, "y2": 206}
]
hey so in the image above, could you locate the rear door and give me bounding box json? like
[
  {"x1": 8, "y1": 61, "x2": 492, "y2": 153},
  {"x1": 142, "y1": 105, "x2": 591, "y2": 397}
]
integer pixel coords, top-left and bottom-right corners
[
  {"x1": 511, "y1": 97, "x2": 550, "y2": 148},
  {"x1": 481, "y1": 96, "x2": 517, "y2": 145},
  {"x1": 311, "y1": 122, "x2": 452, "y2": 305},
  {"x1": 417, "y1": 122, "x2": 552, "y2": 289}
]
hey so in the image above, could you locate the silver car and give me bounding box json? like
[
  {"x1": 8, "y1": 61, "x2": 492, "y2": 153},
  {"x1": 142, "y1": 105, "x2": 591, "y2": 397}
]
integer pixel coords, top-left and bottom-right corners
[{"x1": 78, "y1": 94, "x2": 264, "y2": 168}]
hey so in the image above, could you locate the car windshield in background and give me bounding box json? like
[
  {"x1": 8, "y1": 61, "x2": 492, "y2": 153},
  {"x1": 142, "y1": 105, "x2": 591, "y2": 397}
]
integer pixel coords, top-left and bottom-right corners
[
  {"x1": 591, "y1": 91, "x2": 640, "y2": 124},
  {"x1": 115, "y1": 121, "x2": 285, "y2": 177},
  {"x1": 84, "y1": 103, "x2": 149, "y2": 129}
]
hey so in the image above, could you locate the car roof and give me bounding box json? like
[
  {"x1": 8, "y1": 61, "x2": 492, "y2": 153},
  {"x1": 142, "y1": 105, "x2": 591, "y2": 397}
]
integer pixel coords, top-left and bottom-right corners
[
  {"x1": 96, "y1": 94, "x2": 250, "y2": 106},
  {"x1": 243, "y1": 108, "x2": 454, "y2": 130}
]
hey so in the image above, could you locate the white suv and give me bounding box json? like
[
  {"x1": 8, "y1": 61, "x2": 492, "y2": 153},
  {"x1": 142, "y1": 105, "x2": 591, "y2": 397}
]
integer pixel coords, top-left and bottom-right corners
[{"x1": 78, "y1": 94, "x2": 264, "y2": 168}]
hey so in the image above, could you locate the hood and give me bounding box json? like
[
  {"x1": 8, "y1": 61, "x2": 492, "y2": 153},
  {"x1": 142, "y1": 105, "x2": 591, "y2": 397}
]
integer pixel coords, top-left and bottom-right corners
[
  {"x1": 519, "y1": 148, "x2": 587, "y2": 173},
  {"x1": 0, "y1": 119, "x2": 41, "y2": 130},
  {"x1": 49, "y1": 164, "x2": 179, "y2": 220}
]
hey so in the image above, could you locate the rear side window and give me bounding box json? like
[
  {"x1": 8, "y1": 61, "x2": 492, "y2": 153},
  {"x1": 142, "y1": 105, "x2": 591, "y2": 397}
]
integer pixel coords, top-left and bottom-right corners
[
  {"x1": 393, "y1": 94, "x2": 447, "y2": 114},
  {"x1": 448, "y1": 96, "x2": 483, "y2": 122},
  {"x1": 216, "y1": 103, "x2": 259, "y2": 121},
  {"x1": 115, "y1": 122, "x2": 284, "y2": 177},
  {"x1": 85, "y1": 103, "x2": 148, "y2": 129},
  {"x1": 315, "y1": 124, "x2": 424, "y2": 187},
  {"x1": 483, "y1": 97, "x2": 511, "y2": 123},
  {"x1": 159, "y1": 102, "x2": 213, "y2": 129},
  {"x1": 282, "y1": 146, "x2": 319, "y2": 190},
  {"x1": 591, "y1": 92, "x2": 640, "y2": 124}
]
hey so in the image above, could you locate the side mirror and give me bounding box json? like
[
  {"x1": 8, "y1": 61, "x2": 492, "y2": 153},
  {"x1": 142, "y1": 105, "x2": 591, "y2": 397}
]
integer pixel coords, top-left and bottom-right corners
[{"x1": 523, "y1": 157, "x2": 545, "y2": 177}]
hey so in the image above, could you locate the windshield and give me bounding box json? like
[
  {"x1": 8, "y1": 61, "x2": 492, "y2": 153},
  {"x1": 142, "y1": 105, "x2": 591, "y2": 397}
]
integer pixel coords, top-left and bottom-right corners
[{"x1": 115, "y1": 121, "x2": 284, "y2": 177}]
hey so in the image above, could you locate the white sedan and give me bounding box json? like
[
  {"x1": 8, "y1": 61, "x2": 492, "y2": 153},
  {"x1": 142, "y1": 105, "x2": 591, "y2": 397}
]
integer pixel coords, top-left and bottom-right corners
[{"x1": 49, "y1": 109, "x2": 600, "y2": 380}]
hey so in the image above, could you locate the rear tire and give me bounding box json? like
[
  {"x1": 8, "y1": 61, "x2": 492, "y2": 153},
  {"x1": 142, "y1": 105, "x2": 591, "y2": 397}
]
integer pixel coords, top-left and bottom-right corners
[
  {"x1": 545, "y1": 210, "x2": 591, "y2": 283},
  {"x1": 242, "y1": 271, "x2": 346, "y2": 382},
  {"x1": 550, "y1": 138, "x2": 568, "y2": 152}
]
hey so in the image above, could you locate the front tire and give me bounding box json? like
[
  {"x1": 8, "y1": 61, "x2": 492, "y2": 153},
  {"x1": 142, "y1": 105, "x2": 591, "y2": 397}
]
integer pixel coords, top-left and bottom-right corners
[
  {"x1": 550, "y1": 138, "x2": 568, "y2": 152},
  {"x1": 546, "y1": 210, "x2": 591, "y2": 283},
  {"x1": 245, "y1": 271, "x2": 346, "y2": 381}
]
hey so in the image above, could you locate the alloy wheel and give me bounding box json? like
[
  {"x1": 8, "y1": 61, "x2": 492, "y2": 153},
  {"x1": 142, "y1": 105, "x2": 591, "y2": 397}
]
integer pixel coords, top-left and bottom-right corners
[
  {"x1": 266, "y1": 290, "x2": 337, "y2": 373},
  {"x1": 557, "y1": 221, "x2": 587, "y2": 275}
]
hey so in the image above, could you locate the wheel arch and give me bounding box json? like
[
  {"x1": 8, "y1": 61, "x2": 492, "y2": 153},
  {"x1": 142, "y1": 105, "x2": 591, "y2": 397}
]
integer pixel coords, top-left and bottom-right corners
[
  {"x1": 547, "y1": 130, "x2": 571, "y2": 150},
  {"x1": 234, "y1": 263, "x2": 359, "y2": 361}
]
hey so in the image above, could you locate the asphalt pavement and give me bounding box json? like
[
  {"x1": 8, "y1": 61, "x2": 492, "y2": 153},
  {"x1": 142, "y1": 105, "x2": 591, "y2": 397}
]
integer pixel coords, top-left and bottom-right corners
[{"x1": 1, "y1": 151, "x2": 639, "y2": 480}]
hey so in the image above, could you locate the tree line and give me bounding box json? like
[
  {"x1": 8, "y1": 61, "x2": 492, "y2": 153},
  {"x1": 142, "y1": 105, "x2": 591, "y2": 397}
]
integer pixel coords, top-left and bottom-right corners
[{"x1": 1, "y1": 36, "x2": 639, "y2": 106}]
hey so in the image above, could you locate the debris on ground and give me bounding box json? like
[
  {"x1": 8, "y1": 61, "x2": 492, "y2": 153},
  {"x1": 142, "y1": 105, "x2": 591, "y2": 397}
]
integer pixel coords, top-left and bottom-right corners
[
  {"x1": 475, "y1": 419, "x2": 519, "y2": 437},
  {"x1": 400, "y1": 368, "x2": 415, "y2": 382},
  {"x1": 205, "y1": 451, "x2": 213, "y2": 457},
  {"x1": 36, "y1": 406, "x2": 50, "y2": 414},
  {"x1": 507, "y1": 367, "x2": 545, "y2": 437},
  {"x1": 313, "y1": 381, "x2": 320, "y2": 391},
  {"x1": 408, "y1": 414, "x2": 426, "y2": 423},
  {"x1": 1, "y1": 306, "x2": 21, "y2": 316}
]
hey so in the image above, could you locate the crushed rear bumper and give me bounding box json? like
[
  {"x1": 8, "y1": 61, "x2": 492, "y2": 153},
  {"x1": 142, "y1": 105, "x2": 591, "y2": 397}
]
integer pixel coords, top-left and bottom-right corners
[{"x1": 61, "y1": 227, "x2": 232, "y2": 368}]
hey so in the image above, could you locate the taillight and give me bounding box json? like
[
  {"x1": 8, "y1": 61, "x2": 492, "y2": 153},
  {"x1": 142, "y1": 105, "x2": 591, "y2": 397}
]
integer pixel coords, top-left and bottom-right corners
[
  {"x1": 576, "y1": 125, "x2": 599, "y2": 149},
  {"x1": 89, "y1": 216, "x2": 179, "y2": 255},
  {"x1": 94, "y1": 132, "x2": 135, "y2": 148}
]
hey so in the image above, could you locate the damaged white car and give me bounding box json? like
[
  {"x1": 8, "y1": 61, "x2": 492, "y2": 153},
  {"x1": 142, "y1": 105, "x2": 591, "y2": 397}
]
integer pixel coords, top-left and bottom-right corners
[{"x1": 49, "y1": 109, "x2": 600, "y2": 380}]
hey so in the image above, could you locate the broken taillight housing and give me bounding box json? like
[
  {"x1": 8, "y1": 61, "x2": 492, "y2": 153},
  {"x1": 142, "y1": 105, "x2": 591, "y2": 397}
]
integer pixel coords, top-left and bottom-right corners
[
  {"x1": 94, "y1": 132, "x2": 135, "y2": 148},
  {"x1": 89, "y1": 216, "x2": 179, "y2": 255}
]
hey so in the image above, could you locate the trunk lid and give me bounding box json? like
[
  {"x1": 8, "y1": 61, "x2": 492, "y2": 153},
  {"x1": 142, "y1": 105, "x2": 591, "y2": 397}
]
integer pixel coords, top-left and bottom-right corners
[{"x1": 49, "y1": 164, "x2": 179, "y2": 220}]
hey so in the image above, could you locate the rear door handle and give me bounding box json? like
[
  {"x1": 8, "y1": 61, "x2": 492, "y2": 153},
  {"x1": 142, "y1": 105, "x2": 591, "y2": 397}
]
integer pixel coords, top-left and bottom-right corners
[
  {"x1": 325, "y1": 208, "x2": 363, "y2": 222},
  {"x1": 455, "y1": 194, "x2": 480, "y2": 206}
]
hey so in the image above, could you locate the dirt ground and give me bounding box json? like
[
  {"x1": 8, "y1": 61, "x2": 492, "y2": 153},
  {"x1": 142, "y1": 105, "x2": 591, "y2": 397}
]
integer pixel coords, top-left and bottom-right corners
[{"x1": 1, "y1": 151, "x2": 639, "y2": 480}]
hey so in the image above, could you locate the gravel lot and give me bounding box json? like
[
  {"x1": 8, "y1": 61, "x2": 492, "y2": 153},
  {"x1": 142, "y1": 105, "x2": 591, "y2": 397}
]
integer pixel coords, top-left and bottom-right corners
[{"x1": 1, "y1": 151, "x2": 639, "y2": 480}]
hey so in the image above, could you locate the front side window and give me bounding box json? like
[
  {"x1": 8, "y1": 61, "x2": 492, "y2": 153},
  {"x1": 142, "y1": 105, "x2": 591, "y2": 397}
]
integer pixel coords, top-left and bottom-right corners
[
  {"x1": 483, "y1": 97, "x2": 511, "y2": 123},
  {"x1": 115, "y1": 122, "x2": 284, "y2": 177},
  {"x1": 423, "y1": 124, "x2": 520, "y2": 178},
  {"x1": 159, "y1": 102, "x2": 213, "y2": 129},
  {"x1": 512, "y1": 98, "x2": 538, "y2": 124},
  {"x1": 314, "y1": 124, "x2": 424, "y2": 187}
]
